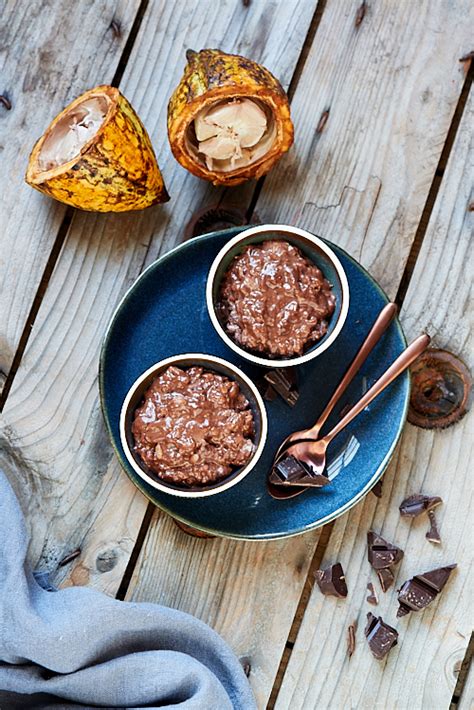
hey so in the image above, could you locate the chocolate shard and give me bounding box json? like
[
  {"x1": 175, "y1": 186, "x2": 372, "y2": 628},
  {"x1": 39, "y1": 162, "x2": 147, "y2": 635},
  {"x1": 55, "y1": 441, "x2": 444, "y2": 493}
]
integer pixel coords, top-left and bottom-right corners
[
  {"x1": 367, "y1": 582, "x2": 378, "y2": 605},
  {"x1": 419, "y1": 564, "x2": 457, "y2": 590},
  {"x1": 397, "y1": 564, "x2": 457, "y2": 617},
  {"x1": 367, "y1": 531, "x2": 404, "y2": 570},
  {"x1": 315, "y1": 562, "x2": 348, "y2": 598},
  {"x1": 263, "y1": 367, "x2": 299, "y2": 407},
  {"x1": 426, "y1": 509, "x2": 442, "y2": 544},
  {"x1": 263, "y1": 384, "x2": 278, "y2": 402},
  {"x1": 377, "y1": 567, "x2": 395, "y2": 592},
  {"x1": 269, "y1": 455, "x2": 330, "y2": 488},
  {"x1": 399, "y1": 493, "x2": 443, "y2": 517},
  {"x1": 365, "y1": 613, "x2": 398, "y2": 660},
  {"x1": 347, "y1": 622, "x2": 357, "y2": 658}
]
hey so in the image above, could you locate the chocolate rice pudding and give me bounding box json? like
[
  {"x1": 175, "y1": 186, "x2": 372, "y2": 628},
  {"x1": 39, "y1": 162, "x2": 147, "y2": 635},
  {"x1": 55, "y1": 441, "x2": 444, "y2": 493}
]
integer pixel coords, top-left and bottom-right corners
[
  {"x1": 218, "y1": 240, "x2": 336, "y2": 358},
  {"x1": 131, "y1": 366, "x2": 255, "y2": 486}
]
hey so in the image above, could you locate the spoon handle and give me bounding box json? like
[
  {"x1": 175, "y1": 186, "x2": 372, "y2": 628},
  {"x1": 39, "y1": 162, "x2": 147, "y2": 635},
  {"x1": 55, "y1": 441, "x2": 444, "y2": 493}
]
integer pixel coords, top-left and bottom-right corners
[
  {"x1": 305, "y1": 302, "x2": 398, "y2": 439},
  {"x1": 323, "y1": 333, "x2": 430, "y2": 444}
]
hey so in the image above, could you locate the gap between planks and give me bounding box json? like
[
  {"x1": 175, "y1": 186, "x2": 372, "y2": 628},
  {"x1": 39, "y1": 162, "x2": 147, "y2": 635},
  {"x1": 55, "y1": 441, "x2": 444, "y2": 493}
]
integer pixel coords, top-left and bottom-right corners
[
  {"x1": 65, "y1": 0, "x2": 331, "y2": 604},
  {"x1": 105, "y1": 4, "x2": 474, "y2": 706},
  {"x1": 0, "y1": 0, "x2": 149, "y2": 412},
  {"x1": 267, "y1": 71, "x2": 474, "y2": 708},
  {"x1": 395, "y1": 62, "x2": 474, "y2": 308},
  {"x1": 450, "y1": 632, "x2": 474, "y2": 708},
  {"x1": 111, "y1": 0, "x2": 330, "y2": 609},
  {"x1": 2, "y1": 1, "x2": 471, "y2": 707}
]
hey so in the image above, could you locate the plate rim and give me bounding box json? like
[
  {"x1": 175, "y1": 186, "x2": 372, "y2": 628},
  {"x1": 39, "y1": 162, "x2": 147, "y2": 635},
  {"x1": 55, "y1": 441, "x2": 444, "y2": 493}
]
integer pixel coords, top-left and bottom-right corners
[{"x1": 99, "y1": 227, "x2": 410, "y2": 540}]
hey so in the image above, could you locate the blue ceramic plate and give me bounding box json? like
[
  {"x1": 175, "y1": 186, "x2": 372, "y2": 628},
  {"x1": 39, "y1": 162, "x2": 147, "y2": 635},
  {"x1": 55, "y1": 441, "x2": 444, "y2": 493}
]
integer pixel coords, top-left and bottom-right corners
[{"x1": 100, "y1": 227, "x2": 409, "y2": 540}]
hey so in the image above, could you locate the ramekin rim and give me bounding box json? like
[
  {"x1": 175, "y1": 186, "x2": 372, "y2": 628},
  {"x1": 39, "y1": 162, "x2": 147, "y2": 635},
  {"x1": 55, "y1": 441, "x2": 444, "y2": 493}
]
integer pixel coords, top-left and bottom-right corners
[{"x1": 206, "y1": 224, "x2": 350, "y2": 367}]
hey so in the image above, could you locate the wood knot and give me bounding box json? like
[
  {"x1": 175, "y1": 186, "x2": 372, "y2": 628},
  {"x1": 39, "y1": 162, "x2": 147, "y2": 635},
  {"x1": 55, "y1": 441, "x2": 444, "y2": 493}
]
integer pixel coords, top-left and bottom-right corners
[
  {"x1": 408, "y1": 349, "x2": 472, "y2": 429},
  {"x1": 240, "y1": 657, "x2": 251, "y2": 676},
  {"x1": 316, "y1": 109, "x2": 330, "y2": 134},
  {"x1": 355, "y1": 1, "x2": 367, "y2": 28},
  {"x1": 96, "y1": 549, "x2": 118, "y2": 572},
  {"x1": 109, "y1": 19, "x2": 122, "y2": 39},
  {"x1": 0, "y1": 94, "x2": 12, "y2": 111},
  {"x1": 184, "y1": 206, "x2": 260, "y2": 240}
]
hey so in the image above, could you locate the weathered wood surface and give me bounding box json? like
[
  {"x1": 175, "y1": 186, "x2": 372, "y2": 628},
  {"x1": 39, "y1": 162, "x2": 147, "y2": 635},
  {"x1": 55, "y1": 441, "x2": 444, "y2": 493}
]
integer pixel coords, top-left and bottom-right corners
[
  {"x1": 274, "y1": 88, "x2": 473, "y2": 710},
  {"x1": 126, "y1": 513, "x2": 318, "y2": 709},
  {"x1": 458, "y1": 661, "x2": 474, "y2": 710},
  {"x1": 1, "y1": 1, "x2": 472, "y2": 708},
  {"x1": 0, "y1": 0, "x2": 319, "y2": 593},
  {"x1": 124, "y1": 3, "x2": 473, "y2": 707},
  {"x1": 124, "y1": 3, "x2": 472, "y2": 707},
  {"x1": 255, "y1": 0, "x2": 473, "y2": 300},
  {"x1": 0, "y1": 0, "x2": 141, "y2": 383}
]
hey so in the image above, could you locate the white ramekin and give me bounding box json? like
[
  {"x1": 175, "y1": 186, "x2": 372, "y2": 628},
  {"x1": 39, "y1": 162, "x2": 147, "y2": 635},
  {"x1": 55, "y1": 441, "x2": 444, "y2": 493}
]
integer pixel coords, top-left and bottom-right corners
[
  {"x1": 206, "y1": 224, "x2": 350, "y2": 367},
  {"x1": 120, "y1": 353, "x2": 267, "y2": 498}
]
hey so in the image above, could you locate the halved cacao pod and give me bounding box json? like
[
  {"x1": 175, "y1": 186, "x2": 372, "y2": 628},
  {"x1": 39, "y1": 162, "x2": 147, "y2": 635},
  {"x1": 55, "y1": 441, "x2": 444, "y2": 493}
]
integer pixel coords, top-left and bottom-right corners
[
  {"x1": 168, "y1": 49, "x2": 294, "y2": 186},
  {"x1": 26, "y1": 85, "x2": 169, "y2": 212}
]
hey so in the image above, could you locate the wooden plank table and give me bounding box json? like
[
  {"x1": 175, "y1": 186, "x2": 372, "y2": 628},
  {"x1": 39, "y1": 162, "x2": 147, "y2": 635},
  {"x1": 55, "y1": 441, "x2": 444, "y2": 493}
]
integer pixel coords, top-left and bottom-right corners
[{"x1": 1, "y1": 1, "x2": 472, "y2": 708}]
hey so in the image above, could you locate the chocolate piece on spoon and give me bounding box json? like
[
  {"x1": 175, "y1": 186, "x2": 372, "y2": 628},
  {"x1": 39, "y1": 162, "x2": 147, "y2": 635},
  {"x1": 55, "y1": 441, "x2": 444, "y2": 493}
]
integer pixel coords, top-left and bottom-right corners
[
  {"x1": 365, "y1": 613, "x2": 398, "y2": 660},
  {"x1": 367, "y1": 531, "x2": 404, "y2": 570},
  {"x1": 263, "y1": 367, "x2": 299, "y2": 407},
  {"x1": 426, "y1": 509, "x2": 442, "y2": 544},
  {"x1": 377, "y1": 568, "x2": 395, "y2": 592},
  {"x1": 399, "y1": 493, "x2": 442, "y2": 517},
  {"x1": 367, "y1": 582, "x2": 379, "y2": 605},
  {"x1": 397, "y1": 564, "x2": 457, "y2": 617},
  {"x1": 269, "y1": 455, "x2": 330, "y2": 488},
  {"x1": 315, "y1": 562, "x2": 348, "y2": 598}
]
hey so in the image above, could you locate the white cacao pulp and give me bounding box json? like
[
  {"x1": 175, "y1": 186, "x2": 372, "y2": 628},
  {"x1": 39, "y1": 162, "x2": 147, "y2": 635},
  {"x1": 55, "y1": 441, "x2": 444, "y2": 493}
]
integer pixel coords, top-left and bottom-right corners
[
  {"x1": 192, "y1": 99, "x2": 276, "y2": 172},
  {"x1": 38, "y1": 97, "x2": 108, "y2": 171}
]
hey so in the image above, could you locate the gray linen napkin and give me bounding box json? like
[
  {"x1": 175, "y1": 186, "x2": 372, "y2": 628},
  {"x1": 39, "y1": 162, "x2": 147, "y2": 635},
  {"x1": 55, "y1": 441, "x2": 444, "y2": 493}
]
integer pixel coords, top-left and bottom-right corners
[{"x1": 0, "y1": 471, "x2": 256, "y2": 709}]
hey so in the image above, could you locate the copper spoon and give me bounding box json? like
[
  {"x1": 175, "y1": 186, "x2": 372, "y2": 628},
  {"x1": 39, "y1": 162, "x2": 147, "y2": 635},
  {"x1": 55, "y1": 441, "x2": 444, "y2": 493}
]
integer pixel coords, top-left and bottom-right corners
[
  {"x1": 268, "y1": 333, "x2": 430, "y2": 499},
  {"x1": 273, "y1": 302, "x2": 398, "y2": 464}
]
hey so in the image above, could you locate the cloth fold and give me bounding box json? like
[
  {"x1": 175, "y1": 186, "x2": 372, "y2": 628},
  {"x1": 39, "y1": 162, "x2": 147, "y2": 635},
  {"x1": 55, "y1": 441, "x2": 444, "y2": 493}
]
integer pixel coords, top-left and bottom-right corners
[{"x1": 0, "y1": 471, "x2": 256, "y2": 709}]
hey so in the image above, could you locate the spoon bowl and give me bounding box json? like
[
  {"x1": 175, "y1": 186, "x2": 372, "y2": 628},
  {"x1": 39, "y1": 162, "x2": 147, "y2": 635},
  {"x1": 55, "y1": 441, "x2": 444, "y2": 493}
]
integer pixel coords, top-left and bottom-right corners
[{"x1": 269, "y1": 333, "x2": 431, "y2": 499}]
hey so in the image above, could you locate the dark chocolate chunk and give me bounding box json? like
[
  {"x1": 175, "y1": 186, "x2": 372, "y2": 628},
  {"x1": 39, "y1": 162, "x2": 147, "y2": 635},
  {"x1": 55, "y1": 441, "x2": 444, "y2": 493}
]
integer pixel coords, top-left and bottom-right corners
[
  {"x1": 347, "y1": 622, "x2": 357, "y2": 658},
  {"x1": 263, "y1": 367, "x2": 299, "y2": 407},
  {"x1": 397, "y1": 564, "x2": 457, "y2": 617},
  {"x1": 366, "y1": 582, "x2": 378, "y2": 605},
  {"x1": 371, "y1": 479, "x2": 383, "y2": 498},
  {"x1": 365, "y1": 613, "x2": 398, "y2": 660},
  {"x1": 263, "y1": 384, "x2": 278, "y2": 402},
  {"x1": 315, "y1": 562, "x2": 348, "y2": 598},
  {"x1": 377, "y1": 567, "x2": 395, "y2": 592},
  {"x1": 269, "y1": 455, "x2": 330, "y2": 488},
  {"x1": 426, "y1": 509, "x2": 441, "y2": 544},
  {"x1": 399, "y1": 493, "x2": 443, "y2": 517},
  {"x1": 367, "y1": 531, "x2": 404, "y2": 570}
]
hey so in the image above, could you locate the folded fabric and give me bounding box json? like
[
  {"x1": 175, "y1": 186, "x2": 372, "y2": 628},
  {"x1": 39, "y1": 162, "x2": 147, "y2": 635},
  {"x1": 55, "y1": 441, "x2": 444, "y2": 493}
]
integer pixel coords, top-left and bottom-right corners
[{"x1": 0, "y1": 470, "x2": 256, "y2": 709}]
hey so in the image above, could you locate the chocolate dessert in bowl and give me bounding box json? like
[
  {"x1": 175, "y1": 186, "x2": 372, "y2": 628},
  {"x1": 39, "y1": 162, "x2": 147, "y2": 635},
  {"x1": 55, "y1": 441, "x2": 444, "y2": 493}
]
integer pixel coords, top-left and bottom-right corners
[
  {"x1": 120, "y1": 354, "x2": 267, "y2": 498},
  {"x1": 206, "y1": 224, "x2": 349, "y2": 367}
]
